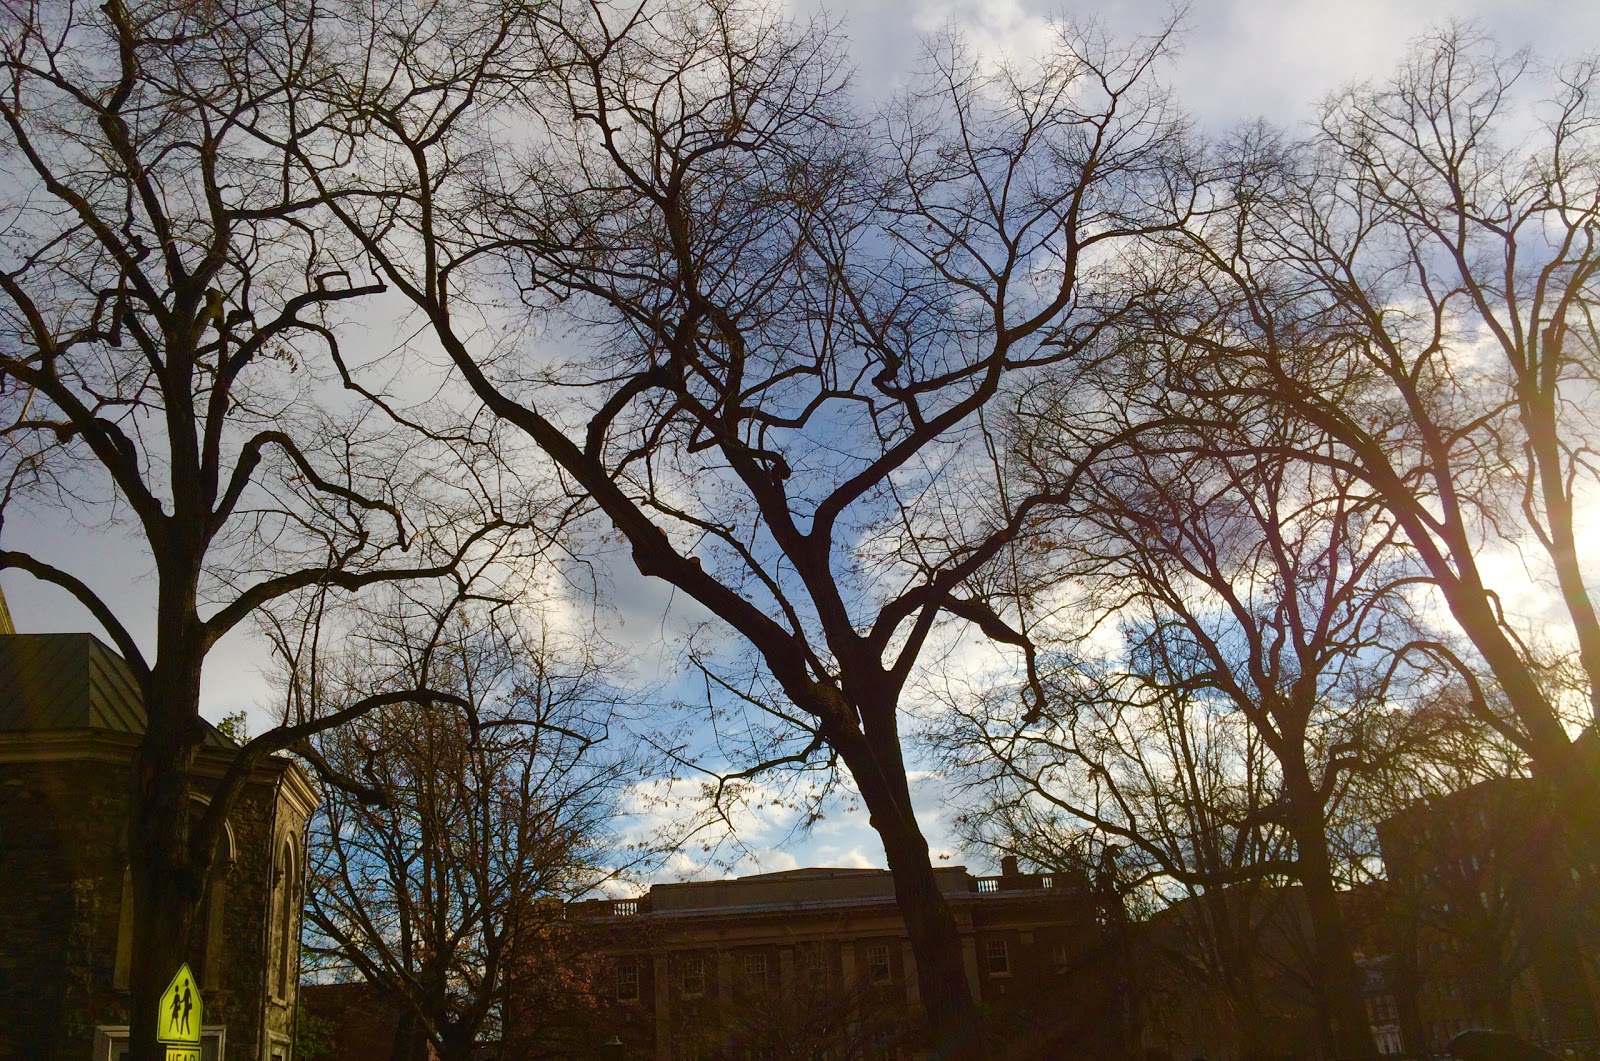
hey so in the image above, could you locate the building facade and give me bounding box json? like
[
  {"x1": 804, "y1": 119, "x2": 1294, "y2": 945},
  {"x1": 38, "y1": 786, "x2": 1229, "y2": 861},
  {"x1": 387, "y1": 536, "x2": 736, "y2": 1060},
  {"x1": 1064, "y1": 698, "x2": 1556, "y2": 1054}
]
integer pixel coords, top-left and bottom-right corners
[
  {"x1": 0, "y1": 632, "x2": 318, "y2": 1061},
  {"x1": 1123, "y1": 777, "x2": 1600, "y2": 1061},
  {"x1": 562, "y1": 859, "x2": 1122, "y2": 1060},
  {"x1": 1377, "y1": 777, "x2": 1600, "y2": 1053}
]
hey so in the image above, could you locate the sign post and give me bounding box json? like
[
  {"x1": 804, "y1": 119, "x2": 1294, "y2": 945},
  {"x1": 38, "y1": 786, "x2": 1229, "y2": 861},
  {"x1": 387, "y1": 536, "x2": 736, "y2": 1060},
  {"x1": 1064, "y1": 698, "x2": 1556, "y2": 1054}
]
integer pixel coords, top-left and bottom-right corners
[{"x1": 157, "y1": 963, "x2": 203, "y2": 1061}]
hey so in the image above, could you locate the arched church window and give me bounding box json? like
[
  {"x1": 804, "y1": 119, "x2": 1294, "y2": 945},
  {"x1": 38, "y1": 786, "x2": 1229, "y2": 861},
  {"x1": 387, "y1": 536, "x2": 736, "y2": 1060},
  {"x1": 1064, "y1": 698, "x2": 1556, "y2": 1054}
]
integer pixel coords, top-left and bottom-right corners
[
  {"x1": 114, "y1": 799, "x2": 234, "y2": 991},
  {"x1": 274, "y1": 837, "x2": 298, "y2": 1001}
]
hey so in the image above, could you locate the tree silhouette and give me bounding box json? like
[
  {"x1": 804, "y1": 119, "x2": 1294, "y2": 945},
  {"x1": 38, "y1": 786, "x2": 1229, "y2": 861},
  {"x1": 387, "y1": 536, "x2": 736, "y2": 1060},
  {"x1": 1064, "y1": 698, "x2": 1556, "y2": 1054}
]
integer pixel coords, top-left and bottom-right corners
[
  {"x1": 289, "y1": 1, "x2": 1201, "y2": 1050},
  {"x1": 300, "y1": 599, "x2": 634, "y2": 1061},
  {"x1": 1151, "y1": 28, "x2": 1600, "y2": 870},
  {"x1": 0, "y1": 4, "x2": 539, "y2": 1055}
]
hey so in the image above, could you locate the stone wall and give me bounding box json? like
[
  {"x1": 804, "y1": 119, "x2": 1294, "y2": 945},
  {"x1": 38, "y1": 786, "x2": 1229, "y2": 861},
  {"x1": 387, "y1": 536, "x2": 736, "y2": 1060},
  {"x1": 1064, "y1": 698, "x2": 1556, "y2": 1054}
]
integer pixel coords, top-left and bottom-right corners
[
  {"x1": 0, "y1": 755, "x2": 129, "y2": 1061},
  {"x1": 0, "y1": 745, "x2": 310, "y2": 1061}
]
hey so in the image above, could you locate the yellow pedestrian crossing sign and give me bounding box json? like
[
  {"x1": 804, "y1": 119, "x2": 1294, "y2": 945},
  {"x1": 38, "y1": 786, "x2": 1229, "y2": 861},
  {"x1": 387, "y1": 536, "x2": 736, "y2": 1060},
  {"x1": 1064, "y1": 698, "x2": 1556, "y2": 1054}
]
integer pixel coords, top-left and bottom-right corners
[{"x1": 157, "y1": 963, "x2": 202, "y2": 1045}]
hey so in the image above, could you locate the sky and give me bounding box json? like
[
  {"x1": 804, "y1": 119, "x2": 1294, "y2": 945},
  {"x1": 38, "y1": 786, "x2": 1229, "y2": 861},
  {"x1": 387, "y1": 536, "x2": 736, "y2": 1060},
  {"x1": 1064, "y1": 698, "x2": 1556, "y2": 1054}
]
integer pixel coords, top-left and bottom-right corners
[
  {"x1": 820, "y1": 0, "x2": 1600, "y2": 129},
  {"x1": 3, "y1": 0, "x2": 1598, "y2": 886}
]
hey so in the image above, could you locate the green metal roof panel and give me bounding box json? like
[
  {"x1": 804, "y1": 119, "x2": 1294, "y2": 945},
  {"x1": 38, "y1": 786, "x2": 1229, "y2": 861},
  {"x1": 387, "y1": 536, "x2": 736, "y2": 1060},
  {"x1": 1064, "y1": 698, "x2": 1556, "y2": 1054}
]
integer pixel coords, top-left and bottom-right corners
[
  {"x1": 0, "y1": 633, "x2": 103, "y2": 730},
  {"x1": 0, "y1": 634, "x2": 236, "y2": 747},
  {"x1": 86, "y1": 636, "x2": 147, "y2": 734}
]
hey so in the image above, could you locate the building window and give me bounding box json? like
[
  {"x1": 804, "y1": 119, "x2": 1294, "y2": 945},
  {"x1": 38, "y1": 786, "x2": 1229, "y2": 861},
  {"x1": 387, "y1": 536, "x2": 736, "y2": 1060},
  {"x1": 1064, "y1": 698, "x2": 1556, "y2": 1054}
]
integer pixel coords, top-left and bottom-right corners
[
  {"x1": 617, "y1": 960, "x2": 641, "y2": 1002},
  {"x1": 134, "y1": 799, "x2": 236, "y2": 992},
  {"x1": 274, "y1": 838, "x2": 298, "y2": 1001},
  {"x1": 94, "y1": 1027, "x2": 225, "y2": 1061},
  {"x1": 682, "y1": 955, "x2": 705, "y2": 997},
  {"x1": 114, "y1": 867, "x2": 134, "y2": 990},
  {"x1": 866, "y1": 943, "x2": 891, "y2": 984},
  {"x1": 742, "y1": 952, "x2": 767, "y2": 985},
  {"x1": 805, "y1": 945, "x2": 828, "y2": 990},
  {"x1": 985, "y1": 939, "x2": 1010, "y2": 977}
]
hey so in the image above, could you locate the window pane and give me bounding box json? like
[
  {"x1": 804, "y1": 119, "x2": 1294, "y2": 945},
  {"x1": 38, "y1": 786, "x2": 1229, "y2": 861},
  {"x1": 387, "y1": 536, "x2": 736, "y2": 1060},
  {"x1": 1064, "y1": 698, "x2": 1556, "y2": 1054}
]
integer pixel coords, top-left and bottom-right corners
[
  {"x1": 806, "y1": 946, "x2": 827, "y2": 989},
  {"x1": 742, "y1": 952, "x2": 767, "y2": 985},
  {"x1": 618, "y1": 961, "x2": 640, "y2": 1002},
  {"x1": 866, "y1": 943, "x2": 891, "y2": 983},
  {"x1": 682, "y1": 956, "x2": 705, "y2": 995}
]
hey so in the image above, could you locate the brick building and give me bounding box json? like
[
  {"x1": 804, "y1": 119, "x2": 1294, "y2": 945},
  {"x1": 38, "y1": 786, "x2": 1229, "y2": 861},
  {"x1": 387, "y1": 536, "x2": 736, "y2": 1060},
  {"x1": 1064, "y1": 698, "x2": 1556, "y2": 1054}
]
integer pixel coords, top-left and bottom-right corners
[
  {"x1": 1128, "y1": 884, "x2": 1328, "y2": 1059},
  {"x1": 296, "y1": 982, "x2": 427, "y2": 1061},
  {"x1": 0, "y1": 630, "x2": 318, "y2": 1061},
  {"x1": 1123, "y1": 777, "x2": 1600, "y2": 1060},
  {"x1": 1377, "y1": 777, "x2": 1600, "y2": 1052},
  {"x1": 561, "y1": 858, "x2": 1122, "y2": 1060}
]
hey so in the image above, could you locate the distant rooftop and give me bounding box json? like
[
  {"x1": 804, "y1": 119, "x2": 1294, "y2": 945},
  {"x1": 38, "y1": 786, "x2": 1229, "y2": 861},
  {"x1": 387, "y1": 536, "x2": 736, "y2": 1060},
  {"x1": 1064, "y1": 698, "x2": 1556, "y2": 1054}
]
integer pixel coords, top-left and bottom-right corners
[
  {"x1": 0, "y1": 633, "x2": 234, "y2": 748},
  {"x1": 571, "y1": 860, "x2": 1080, "y2": 921},
  {"x1": 734, "y1": 867, "x2": 889, "y2": 882}
]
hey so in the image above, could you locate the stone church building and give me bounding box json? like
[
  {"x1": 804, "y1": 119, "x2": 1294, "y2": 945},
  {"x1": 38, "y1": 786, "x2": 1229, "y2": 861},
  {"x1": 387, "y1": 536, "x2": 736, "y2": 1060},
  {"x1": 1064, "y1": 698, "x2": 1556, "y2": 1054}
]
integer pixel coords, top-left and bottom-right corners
[{"x1": 0, "y1": 614, "x2": 317, "y2": 1060}]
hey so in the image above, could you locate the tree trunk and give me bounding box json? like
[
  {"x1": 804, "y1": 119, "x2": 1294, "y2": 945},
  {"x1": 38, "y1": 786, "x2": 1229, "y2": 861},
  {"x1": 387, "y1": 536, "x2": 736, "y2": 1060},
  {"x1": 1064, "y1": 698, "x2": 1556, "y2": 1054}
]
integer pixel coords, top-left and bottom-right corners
[
  {"x1": 391, "y1": 1010, "x2": 424, "y2": 1061},
  {"x1": 844, "y1": 728, "x2": 987, "y2": 1060},
  {"x1": 1521, "y1": 373, "x2": 1600, "y2": 728},
  {"x1": 1283, "y1": 793, "x2": 1376, "y2": 1060},
  {"x1": 1201, "y1": 887, "x2": 1271, "y2": 1059},
  {"x1": 1552, "y1": 738, "x2": 1600, "y2": 901},
  {"x1": 126, "y1": 623, "x2": 209, "y2": 1061},
  {"x1": 128, "y1": 836, "x2": 199, "y2": 1061},
  {"x1": 1391, "y1": 906, "x2": 1428, "y2": 1056},
  {"x1": 1468, "y1": 967, "x2": 1518, "y2": 1034},
  {"x1": 1525, "y1": 771, "x2": 1599, "y2": 1038},
  {"x1": 1421, "y1": 555, "x2": 1574, "y2": 768},
  {"x1": 1223, "y1": 963, "x2": 1271, "y2": 1060},
  {"x1": 126, "y1": 719, "x2": 205, "y2": 1060}
]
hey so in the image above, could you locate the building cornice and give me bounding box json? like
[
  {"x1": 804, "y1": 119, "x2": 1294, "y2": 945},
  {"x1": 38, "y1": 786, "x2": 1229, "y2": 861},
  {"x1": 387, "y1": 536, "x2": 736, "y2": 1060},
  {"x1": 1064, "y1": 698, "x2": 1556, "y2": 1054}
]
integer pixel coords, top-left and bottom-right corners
[
  {"x1": 0, "y1": 729, "x2": 319, "y2": 809},
  {"x1": 0, "y1": 728, "x2": 143, "y2": 764},
  {"x1": 275, "y1": 759, "x2": 320, "y2": 818}
]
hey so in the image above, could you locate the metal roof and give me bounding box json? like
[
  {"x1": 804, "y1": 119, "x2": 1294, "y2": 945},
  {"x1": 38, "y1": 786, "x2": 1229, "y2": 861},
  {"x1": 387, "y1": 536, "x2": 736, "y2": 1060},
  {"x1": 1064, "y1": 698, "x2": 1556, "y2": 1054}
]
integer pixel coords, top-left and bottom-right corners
[{"x1": 0, "y1": 633, "x2": 235, "y2": 747}]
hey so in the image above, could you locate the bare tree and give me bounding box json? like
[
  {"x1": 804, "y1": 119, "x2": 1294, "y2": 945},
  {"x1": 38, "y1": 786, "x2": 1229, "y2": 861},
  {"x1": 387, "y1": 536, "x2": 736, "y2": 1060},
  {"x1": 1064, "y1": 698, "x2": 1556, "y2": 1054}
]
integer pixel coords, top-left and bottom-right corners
[
  {"x1": 948, "y1": 671, "x2": 1297, "y2": 1058},
  {"x1": 1130, "y1": 35, "x2": 1600, "y2": 1038},
  {"x1": 286, "y1": 1, "x2": 1201, "y2": 1050},
  {"x1": 941, "y1": 396, "x2": 1465, "y2": 1055},
  {"x1": 1152, "y1": 28, "x2": 1600, "y2": 859},
  {"x1": 300, "y1": 597, "x2": 635, "y2": 1061},
  {"x1": 0, "y1": 3, "x2": 536, "y2": 1055}
]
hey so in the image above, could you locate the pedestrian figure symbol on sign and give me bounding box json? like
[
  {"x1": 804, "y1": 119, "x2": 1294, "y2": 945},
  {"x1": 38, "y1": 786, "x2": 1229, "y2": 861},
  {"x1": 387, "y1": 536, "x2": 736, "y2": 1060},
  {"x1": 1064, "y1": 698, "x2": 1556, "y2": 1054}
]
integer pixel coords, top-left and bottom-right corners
[{"x1": 157, "y1": 964, "x2": 202, "y2": 1046}]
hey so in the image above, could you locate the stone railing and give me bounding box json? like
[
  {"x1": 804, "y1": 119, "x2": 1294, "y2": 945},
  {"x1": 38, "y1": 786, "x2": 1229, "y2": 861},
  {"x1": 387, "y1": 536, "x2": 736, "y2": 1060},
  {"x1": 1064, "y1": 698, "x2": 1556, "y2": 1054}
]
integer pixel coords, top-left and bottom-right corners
[
  {"x1": 971, "y1": 873, "x2": 1063, "y2": 894},
  {"x1": 566, "y1": 896, "x2": 651, "y2": 919}
]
